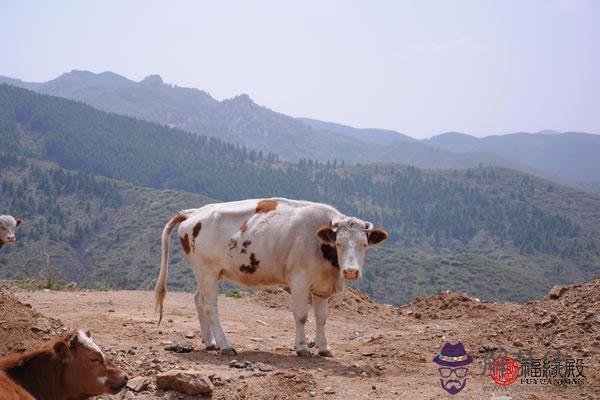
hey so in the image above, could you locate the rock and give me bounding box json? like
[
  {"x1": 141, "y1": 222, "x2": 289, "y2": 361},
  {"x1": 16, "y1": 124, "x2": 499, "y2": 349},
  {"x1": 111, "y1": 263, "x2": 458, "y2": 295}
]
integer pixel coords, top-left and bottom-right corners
[
  {"x1": 108, "y1": 309, "x2": 115, "y2": 313},
  {"x1": 413, "y1": 312, "x2": 422, "y2": 319},
  {"x1": 540, "y1": 313, "x2": 558, "y2": 327},
  {"x1": 324, "y1": 387, "x2": 336, "y2": 394},
  {"x1": 164, "y1": 343, "x2": 193, "y2": 353},
  {"x1": 31, "y1": 318, "x2": 50, "y2": 333},
  {"x1": 65, "y1": 281, "x2": 78, "y2": 289},
  {"x1": 184, "y1": 331, "x2": 195, "y2": 339},
  {"x1": 513, "y1": 340, "x2": 523, "y2": 347},
  {"x1": 548, "y1": 285, "x2": 567, "y2": 299},
  {"x1": 156, "y1": 369, "x2": 214, "y2": 395},
  {"x1": 361, "y1": 351, "x2": 375, "y2": 357},
  {"x1": 126, "y1": 376, "x2": 150, "y2": 392}
]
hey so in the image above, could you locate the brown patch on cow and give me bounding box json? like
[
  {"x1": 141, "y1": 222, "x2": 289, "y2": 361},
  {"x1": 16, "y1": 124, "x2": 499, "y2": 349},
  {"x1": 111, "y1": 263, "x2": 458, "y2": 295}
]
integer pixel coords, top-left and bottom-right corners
[
  {"x1": 240, "y1": 221, "x2": 248, "y2": 233},
  {"x1": 255, "y1": 199, "x2": 278, "y2": 214},
  {"x1": 240, "y1": 252, "x2": 260, "y2": 273},
  {"x1": 241, "y1": 240, "x2": 251, "y2": 254},
  {"x1": 180, "y1": 234, "x2": 191, "y2": 254},
  {"x1": 192, "y1": 222, "x2": 202, "y2": 240},
  {"x1": 321, "y1": 244, "x2": 339, "y2": 268},
  {"x1": 228, "y1": 239, "x2": 238, "y2": 251}
]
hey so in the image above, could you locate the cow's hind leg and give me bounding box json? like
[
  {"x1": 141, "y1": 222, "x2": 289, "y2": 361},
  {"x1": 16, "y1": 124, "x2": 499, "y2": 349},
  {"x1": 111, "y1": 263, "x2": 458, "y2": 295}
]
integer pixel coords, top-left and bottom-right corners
[
  {"x1": 194, "y1": 290, "x2": 216, "y2": 350},
  {"x1": 197, "y1": 271, "x2": 236, "y2": 355},
  {"x1": 312, "y1": 294, "x2": 333, "y2": 357},
  {"x1": 290, "y1": 276, "x2": 311, "y2": 357}
]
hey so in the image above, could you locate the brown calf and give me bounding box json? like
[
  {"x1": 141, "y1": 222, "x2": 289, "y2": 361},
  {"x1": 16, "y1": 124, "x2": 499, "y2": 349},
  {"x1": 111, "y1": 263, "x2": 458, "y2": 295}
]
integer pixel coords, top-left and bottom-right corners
[{"x1": 0, "y1": 330, "x2": 128, "y2": 400}]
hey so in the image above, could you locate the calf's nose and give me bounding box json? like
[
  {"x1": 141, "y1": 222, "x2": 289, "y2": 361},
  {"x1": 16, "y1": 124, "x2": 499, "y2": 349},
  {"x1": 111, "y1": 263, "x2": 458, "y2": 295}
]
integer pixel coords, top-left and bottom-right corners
[
  {"x1": 6, "y1": 236, "x2": 15, "y2": 242},
  {"x1": 343, "y1": 268, "x2": 360, "y2": 280}
]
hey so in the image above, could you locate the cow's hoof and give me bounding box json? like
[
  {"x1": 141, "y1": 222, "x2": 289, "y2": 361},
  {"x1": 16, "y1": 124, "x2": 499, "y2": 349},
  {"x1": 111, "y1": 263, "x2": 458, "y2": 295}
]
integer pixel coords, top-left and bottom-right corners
[
  {"x1": 205, "y1": 344, "x2": 218, "y2": 351},
  {"x1": 221, "y1": 348, "x2": 238, "y2": 356},
  {"x1": 296, "y1": 349, "x2": 312, "y2": 357},
  {"x1": 318, "y1": 350, "x2": 334, "y2": 358}
]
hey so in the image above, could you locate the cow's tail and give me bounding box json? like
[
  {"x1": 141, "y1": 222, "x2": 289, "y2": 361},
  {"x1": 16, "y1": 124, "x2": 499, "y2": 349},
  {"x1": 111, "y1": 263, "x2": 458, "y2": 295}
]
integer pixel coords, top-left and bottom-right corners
[{"x1": 155, "y1": 210, "x2": 190, "y2": 325}]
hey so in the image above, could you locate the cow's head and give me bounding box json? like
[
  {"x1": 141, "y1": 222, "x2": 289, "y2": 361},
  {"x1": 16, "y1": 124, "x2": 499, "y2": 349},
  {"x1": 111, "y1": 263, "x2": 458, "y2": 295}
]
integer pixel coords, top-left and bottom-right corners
[
  {"x1": 316, "y1": 217, "x2": 387, "y2": 280},
  {"x1": 54, "y1": 330, "x2": 128, "y2": 397},
  {"x1": 0, "y1": 215, "x2": 21, "y2": 246}
]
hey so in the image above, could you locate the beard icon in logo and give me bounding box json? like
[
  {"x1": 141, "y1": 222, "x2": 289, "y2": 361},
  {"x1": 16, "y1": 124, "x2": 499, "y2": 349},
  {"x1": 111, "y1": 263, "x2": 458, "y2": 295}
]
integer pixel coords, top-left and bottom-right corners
[{"x1": 432, "y1": 342, "x2": 473, "y2": 395}]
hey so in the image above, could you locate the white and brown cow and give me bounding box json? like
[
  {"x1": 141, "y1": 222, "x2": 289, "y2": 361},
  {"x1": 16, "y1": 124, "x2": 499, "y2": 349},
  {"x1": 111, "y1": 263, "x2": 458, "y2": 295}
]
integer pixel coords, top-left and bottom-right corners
[
  {"x1": 0, "y1": 215, "x2": 21, "y2": 249},
  {"x1": 155, "y1": 198, "x2": 387, "y2": 357}
]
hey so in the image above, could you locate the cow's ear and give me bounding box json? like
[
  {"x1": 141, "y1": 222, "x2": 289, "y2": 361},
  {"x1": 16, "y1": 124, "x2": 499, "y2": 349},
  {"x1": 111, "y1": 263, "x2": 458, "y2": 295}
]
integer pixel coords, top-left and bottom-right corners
[
  {"x1": 15, "y1": 219, "x2": 22, "y2": 227},
  {"x1": 366, "y1": 229, "x2": 388, "y2": 246},
  {"x1": 316, "y1": 226, "x2": 336, "y2": 244},
  {"x1": 54, "y1": 341, "x2": 70, "y2": 359},
  {"x1": 67, "y1": 332, "x2": 80, "y2": 349}
]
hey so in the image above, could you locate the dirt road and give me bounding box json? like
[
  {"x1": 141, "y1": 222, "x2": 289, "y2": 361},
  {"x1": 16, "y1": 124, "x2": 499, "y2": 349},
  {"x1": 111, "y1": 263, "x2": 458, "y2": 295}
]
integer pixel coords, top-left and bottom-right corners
[{"x1": 7, "y1": 284, "x2": 600, "y2": 399}]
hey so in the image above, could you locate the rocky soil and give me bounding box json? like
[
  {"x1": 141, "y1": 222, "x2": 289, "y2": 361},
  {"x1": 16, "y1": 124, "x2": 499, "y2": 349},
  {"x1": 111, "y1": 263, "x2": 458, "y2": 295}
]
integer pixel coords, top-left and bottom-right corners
[{"x1": 1, "y1": 280, "x2": 599, "y2": 399}]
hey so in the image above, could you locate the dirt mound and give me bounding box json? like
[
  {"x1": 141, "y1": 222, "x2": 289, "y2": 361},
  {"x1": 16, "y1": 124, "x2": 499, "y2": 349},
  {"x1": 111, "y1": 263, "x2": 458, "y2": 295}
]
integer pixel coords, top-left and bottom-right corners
[
  {"x1": 329, "y1": 287, "x2": 384, "y2": 315},
  {"x1": 0, "y1": 285, "x2": 64, "y2": 356},
  {"x1": 398, "y1": 290, "x2": 492, "y2": 320},
  {"x1": 480, "y1": 279, "x2": 600, "y2": 356},
  {"x1": 252, "y1": 286, "x2": 385, "y2": 316},
  {"x1": 251, "y1": 286, "x2": 291, "y2": 309}
]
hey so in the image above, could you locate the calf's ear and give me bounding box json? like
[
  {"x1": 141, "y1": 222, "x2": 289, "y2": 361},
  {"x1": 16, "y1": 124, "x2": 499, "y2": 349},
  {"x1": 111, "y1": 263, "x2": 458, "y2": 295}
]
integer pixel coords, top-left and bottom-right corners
[
  {"x1": 366, "y1": 229, "x2": 388, "y2": 246},
  {"x1": 53, "y1": 341, "x2": 70, "y2": 360},
  {"x1": 316, "y1": 226, "x2": 336, "y2": 244},
  {"x1": 16, "y1": 219, "x2": 22, "y2": 227}
]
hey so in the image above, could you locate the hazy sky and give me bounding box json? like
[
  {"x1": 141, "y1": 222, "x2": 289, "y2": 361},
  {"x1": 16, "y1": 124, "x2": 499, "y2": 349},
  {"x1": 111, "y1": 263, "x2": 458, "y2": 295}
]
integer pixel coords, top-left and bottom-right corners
[{"x1": 1, "y1": 0, "x2": 599, "y2": 138}]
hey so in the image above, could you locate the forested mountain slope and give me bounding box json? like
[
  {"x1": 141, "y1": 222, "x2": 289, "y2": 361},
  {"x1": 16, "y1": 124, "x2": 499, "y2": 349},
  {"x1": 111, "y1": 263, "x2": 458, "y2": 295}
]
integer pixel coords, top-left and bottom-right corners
[{"x1": 1, "y1": 84, "x2": 599, "y2": 304}]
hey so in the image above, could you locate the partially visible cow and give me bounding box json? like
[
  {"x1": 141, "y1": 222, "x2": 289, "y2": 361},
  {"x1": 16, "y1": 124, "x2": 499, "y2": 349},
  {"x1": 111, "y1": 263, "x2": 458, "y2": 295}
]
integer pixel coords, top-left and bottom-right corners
[
  {"x1": 155, "y1": 198, "x2": 387, "y2": 357},
  {"x1": 0, "y1": 215, "x2": 21, "y2": 249},
  {"x1": 0, "y1": 330, "x2": 128, "y2": 400}
]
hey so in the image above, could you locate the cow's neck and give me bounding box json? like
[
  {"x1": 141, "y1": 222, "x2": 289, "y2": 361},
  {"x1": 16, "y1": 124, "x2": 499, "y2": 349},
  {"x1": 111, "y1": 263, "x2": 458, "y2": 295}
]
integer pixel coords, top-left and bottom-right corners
[{"x1": 5, "y1": 351, "x2": 65, "y2": 400}]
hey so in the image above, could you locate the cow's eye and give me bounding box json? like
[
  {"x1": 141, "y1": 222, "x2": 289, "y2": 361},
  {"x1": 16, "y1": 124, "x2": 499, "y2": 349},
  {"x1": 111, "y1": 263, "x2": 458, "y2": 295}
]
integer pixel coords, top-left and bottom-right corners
[
  {"x1": 89, "y1": 358, "x2": 102, "y2": 363},
  {"x1": 362, "y1": 243, "x2": 367, "y2": 248},
  {"x1": 0, "y1": 226, "x2": 5, "y2": 231}
]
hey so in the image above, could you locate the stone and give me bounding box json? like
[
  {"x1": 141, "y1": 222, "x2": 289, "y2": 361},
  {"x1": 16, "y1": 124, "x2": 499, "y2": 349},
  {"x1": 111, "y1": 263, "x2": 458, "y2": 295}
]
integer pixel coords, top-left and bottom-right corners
[
  {"x1": 324, "y1": 387, "x2": 336, "y2": 394},
  {"x1": 31, "y1": 318, "x2": 50, "y2": 333},
  {"x1": 540, "y1": 313, "x2": 558, "y2": 327},
  {"x1": 164, "y1": 343, "x2": 193, "y2": 353},
  {"x1": 126, "y1": 376, "x2": 150, "y2": 392},
  {"x1": 156, "y1": 369, "x2": 214, "y2": 395},
  {"x1": 548, "y1": 285, "x2": 567, "y2": 299},
  {"x1": 184, "y1": 331, "x2": 195, "y2": 339}
]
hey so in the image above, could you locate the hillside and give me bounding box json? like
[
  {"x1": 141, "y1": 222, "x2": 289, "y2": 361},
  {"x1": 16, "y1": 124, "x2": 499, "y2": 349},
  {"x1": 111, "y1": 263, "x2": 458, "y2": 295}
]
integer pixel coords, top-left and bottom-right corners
[
  {"x1": 0, "y1": 72, "x2": 517, "y2": 170},
  {"x1": 425, "y1": 131, "x2": 600, "y2": 185},
  {"x1": 1, "y1": 84, "x2": 600, "y2": 304},
  {"x1": 0, "y1": 156, "x2": 213, "y2": 291}
]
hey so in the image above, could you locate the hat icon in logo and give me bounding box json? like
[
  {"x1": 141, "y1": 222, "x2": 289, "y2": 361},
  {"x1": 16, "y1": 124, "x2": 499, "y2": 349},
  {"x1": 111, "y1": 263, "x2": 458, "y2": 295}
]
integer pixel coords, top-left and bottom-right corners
[{"x1": 433, "y1": 342, "x2": 473, "y2": 395}]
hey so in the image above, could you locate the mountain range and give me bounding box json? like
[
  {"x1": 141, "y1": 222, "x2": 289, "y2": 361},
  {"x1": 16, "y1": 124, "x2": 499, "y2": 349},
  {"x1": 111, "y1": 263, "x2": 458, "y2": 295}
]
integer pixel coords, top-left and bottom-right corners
[
  {"x1": 0, "y1": 83, "x2": 599, "y2": 305},
  {"x1": 5, "y1": 70, "x2": 598, "y2": 191}
]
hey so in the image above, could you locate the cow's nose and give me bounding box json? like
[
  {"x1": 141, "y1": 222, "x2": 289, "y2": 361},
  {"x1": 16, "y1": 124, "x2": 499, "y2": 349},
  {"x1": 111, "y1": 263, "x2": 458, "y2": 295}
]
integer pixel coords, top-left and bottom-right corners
[
  {"x1": 6, "y1": 236, "x2": 15, "y2": 242},
  {"x1": 343, "y1": 268, "x2": 359, "y2": 280}
]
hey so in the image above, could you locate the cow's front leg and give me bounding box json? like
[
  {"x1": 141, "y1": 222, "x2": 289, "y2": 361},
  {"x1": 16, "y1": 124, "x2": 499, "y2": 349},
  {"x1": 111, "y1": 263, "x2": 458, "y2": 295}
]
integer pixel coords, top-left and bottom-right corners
[
  {"x1": 290, "y1": 278, "x2": 311, "y2": 357},
  {"x1": 312, "y1": 294, "x2": 333, "y2": 357}
]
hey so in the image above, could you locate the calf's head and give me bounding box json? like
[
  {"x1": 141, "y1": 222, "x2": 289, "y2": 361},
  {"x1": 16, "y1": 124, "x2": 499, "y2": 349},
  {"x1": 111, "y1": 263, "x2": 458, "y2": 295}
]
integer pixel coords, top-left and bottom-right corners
[
  {"x1": 54, "y1": 330, "x2": 128, "y2": 398},
  {"x1": 317, "y1": 217, "x2": 387, "y2": 280},
  {"x1": 0, "y1": 215, "x2": 21, "y2": 246}
]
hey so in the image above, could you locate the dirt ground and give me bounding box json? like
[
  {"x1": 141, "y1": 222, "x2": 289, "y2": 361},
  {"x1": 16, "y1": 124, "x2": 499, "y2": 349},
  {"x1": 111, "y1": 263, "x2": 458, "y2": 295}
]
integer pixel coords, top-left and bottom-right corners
[{"x1": 2, "y1": 282, "x2": 600, "y2": 399}]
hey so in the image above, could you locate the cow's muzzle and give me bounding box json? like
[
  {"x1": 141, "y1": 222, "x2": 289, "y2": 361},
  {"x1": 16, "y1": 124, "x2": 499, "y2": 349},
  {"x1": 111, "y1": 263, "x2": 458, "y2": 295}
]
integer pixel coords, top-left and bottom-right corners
[
  {"x1": 343, "y1": 268, "x2": 360, "y2": 280},
  {"x1": 5, "y1": 236, "x2": 15, "y2": 243}
]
